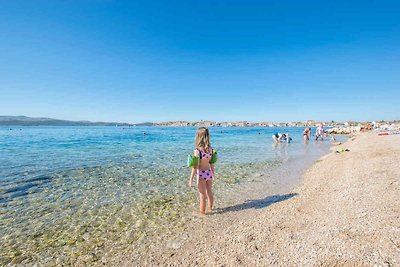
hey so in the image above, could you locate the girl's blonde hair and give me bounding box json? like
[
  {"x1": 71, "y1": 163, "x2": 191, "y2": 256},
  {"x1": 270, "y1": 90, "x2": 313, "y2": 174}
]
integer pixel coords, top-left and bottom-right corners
[{"x1": 195, "y1": 127, "x2": 211, "y2": 153}]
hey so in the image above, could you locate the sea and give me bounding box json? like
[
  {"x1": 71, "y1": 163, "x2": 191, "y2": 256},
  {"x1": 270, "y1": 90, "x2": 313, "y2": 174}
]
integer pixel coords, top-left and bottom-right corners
[{"x1": 0, "y1": 126, "x2": 342, "y2": 265}]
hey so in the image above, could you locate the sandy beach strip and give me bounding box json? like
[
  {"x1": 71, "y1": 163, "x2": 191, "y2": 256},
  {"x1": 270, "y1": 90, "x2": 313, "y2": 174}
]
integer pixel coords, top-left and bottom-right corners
[{"x1": 150, "y1": 132, "x2": 400, "y2": 266}]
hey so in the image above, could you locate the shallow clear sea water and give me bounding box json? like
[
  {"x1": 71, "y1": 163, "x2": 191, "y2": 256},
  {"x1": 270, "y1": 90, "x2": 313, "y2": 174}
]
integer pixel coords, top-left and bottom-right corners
[{"x1": 0, "y1": 126, "x2": 339, "y2": 265}]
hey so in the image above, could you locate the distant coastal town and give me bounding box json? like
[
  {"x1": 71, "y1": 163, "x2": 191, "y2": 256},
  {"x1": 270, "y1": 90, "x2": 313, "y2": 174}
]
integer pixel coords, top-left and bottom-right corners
[
  {"x1": 154, "y1": 120, "x2": 398, "y2": 128},
  {"x1": 1, "y1": 116, "x2": 399, "y2": 131},
  {"x1": 153, "y1": 120, "x2": 400, "y2": 135}
]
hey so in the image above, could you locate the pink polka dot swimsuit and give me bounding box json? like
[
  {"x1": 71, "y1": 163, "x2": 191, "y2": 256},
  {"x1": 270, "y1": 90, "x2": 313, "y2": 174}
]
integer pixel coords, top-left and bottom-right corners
[{"x1": 195, "y1": 148, "x2": 214, "y2": 181}]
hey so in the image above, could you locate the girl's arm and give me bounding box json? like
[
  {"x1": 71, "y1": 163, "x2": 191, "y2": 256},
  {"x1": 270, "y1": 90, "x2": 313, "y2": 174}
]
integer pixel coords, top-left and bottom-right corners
[
  {"x1": 189, "y1": 167, "x2": 197, "y2": 187},
  {"x1": 189, "y1": 149, "x2": 200, "y2": 187}
]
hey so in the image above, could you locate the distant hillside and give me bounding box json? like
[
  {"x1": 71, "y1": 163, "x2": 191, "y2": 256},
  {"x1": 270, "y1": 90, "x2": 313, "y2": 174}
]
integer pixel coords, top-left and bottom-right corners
[
  {"x1": 0, "y1": 116, "x2": 141, "y2": 126},
  {"x1": 133, "y1": 122, "x2": 154, "y2": 126}
]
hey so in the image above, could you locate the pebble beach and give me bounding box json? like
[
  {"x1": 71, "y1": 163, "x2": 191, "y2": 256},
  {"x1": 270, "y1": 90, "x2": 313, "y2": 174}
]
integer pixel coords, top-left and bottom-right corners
[{"x1": 145, "y1": 131, "x2": 400, "y2": 266}]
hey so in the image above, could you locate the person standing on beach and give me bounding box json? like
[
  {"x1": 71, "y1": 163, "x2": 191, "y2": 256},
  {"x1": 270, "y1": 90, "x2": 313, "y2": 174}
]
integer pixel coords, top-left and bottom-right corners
[
  {"x1": 303, "y1": 127, "x2": 311, "y2": 142},
  {"x1": 189, "y1": 127, "x2": 216, "y2": 215},
  {"x1": 316, "y1": 125, "x2": 324, "y2": 141}
]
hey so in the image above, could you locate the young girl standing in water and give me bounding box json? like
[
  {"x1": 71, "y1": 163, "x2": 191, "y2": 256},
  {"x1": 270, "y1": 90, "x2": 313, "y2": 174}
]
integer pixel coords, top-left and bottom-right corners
[{"x1": 189, "y1": 127, "x2": 216, "y2": 215}]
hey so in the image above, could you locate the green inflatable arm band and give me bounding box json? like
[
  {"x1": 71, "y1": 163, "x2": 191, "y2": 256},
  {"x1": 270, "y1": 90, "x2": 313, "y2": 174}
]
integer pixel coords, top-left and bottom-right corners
[
  {"x1": 187, "y1": 154, "x2": 200, "y2": 167},
  {"x1": 209, "y1": 149, "x2": 218, "y2": 164}
]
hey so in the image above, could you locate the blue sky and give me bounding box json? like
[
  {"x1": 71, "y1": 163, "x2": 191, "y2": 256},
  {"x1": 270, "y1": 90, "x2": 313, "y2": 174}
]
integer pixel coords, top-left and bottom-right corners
[{"x1": 0, "y1": 1, "x2": 399, "y2": 123}]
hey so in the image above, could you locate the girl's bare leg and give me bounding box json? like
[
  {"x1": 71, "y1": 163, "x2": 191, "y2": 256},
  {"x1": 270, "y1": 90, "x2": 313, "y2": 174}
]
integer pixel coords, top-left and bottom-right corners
[
  {"x1": 205, "y1": 180, "x2": 214, "y2": 210},
  {"x1": 197, "y1": 179, "x2": 207, "y2": 214}
]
